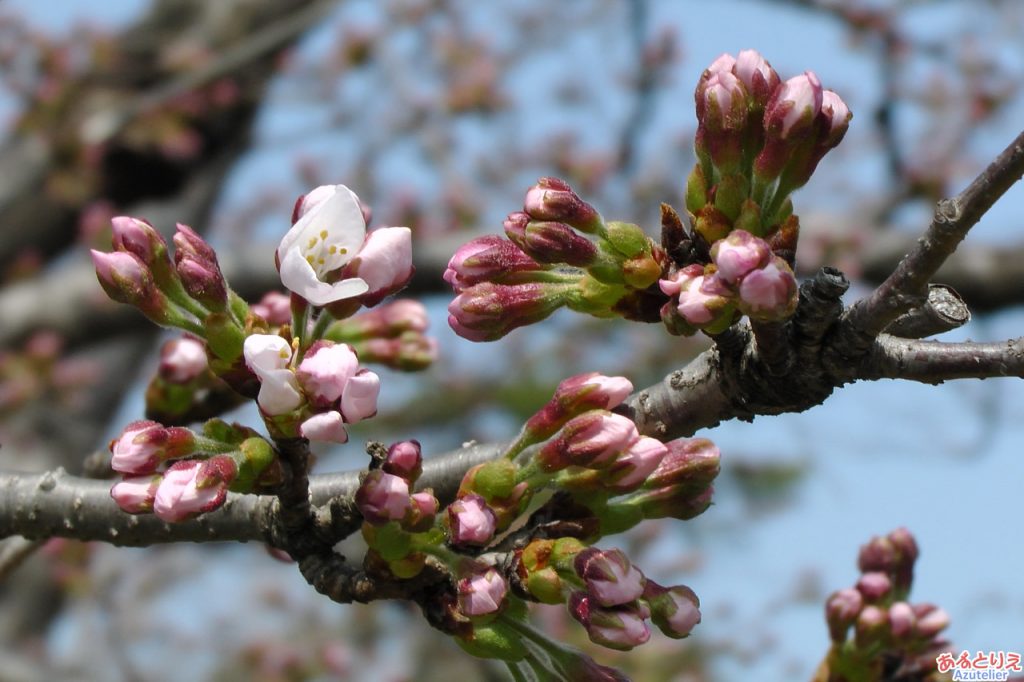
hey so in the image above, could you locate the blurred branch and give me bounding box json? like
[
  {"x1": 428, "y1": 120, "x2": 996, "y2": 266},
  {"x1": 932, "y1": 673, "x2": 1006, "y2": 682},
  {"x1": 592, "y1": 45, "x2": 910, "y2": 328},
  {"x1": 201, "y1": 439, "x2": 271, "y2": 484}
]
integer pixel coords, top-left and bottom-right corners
[{"x1": 864, "y1": 335, "x2": 1024, "y2": 382}]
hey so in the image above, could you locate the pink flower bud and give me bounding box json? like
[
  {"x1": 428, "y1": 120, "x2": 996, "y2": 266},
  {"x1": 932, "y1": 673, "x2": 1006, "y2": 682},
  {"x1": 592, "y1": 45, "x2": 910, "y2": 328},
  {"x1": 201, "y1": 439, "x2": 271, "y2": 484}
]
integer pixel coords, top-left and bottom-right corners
[
  {"x1": 295, "y1": 342, "x2": 359, "y2": 406},
  {"x1": 448, "y1": 282, "x2": 565, "y2": 341},
  {"x1": 340, "y1": 369, "x2": 380, "y2": 423},
  {"x1": 888, "y1": 601, "x2": 916, "y2": 639},
  {"x1": 91, "y1": 249, "x2": 156, "y2": 306},
  {"x1": 710, "y1": 230, "x2": 772, "y2": 284},
  {"x1": 251, "y1": 291, "x2": 292, "y2": 326},
  {"x1": 111, "y1": 216, "x2": 168, "y2": 266},
  {"x1": 825, "y1": 588, "x2": 863, "y2": 642},
  {"x1": 158, "y1": 337, "x2": 208, "y2": 383},
  {"x1": 355, "y1": 470, "x2": 411, "y2": 525},
  {"x1": 568, "y1": 593, "x2": 651, "y2": 651},
  {"x1": 523, "y1": 177, "x2": 602, "y2": 233},
  {"x1": 912, "y1": 604, "x2": 949, "y2": 639},
  {"x1": 405, "y1": 491, "x2": 439, "y2": 532},
  {"x1": 457, "y1": 568, "x2": 508, "y2": 617},
  {"x1": 172, "y1": 223, "x2": 219, "y2": 269},
  {"x1": 643, "y1": 581, "x2": 701, "y2": 639},
  {"x1": 645, "y1": 438, "x2": 720, "y2": 491},
  {"x1": 603, "y1": 436, "x2": 668, "y2": 491},
  {"x1": 344, "y1": 226, "x2": 414, "y2": 306},
  {"x1": 855, "y1": 605, "x2": 887, "y2": 645},
  {"x1": 699, "y1": 71, "x2": 747, "y2": 132},
  {"x1": 345, "y1": 299, "x2": 429, "y2": 337},
  {"x1": 153, "y1": 459, "x2": 233, "y2": 522},
  {"x1": 737, "y1": 257, "x2": 797, "y2": 321},
  {"x1": 299, "y1": 411, "x2": 349, "y2": 443},
  {"x1": 734, "y1": 49, "x2": 779, "y2": 108},
  {"x1": 176, "y1": 256, "x2": 228, "y2": 309},
  {"x1": 765, "y1": 71, "x2": 823, "y2": 140},
  {"x1": 109, "y1": 420, "x2": 195, "y2": 474},
  {"x1": 856, "y1": 572, "x2": 892, "y2": 602},
  {"x1": 820, "y1": 89, "x2": 851, "y2": 148},
  {"x1": 539, "y1": 411, "x2": 639, "y2": 471},
  {"x1": 443, "y1": 236, "x2": 542, "y2": 293},
  {"x1": 676, "y1": 270, "x2": 734, "y2": 326},
  {"x1": 523, "y1": 373, "x2": 634, "y2": 442},
  {"x1": 447, "y1": 494, "x2": 497, "y2": 547},
  {"x1": 508, "y1": 221, "x2": 598, "y2": 267},
  {"x1": 110, "y1": 475, "x2": 160, "y2": 513},
  {"x1": 383, "y1": 440, "x2": 422, "y2": 482},
  {"x1": 574, "y1": 548, "x2": 646, "y2": 607}
]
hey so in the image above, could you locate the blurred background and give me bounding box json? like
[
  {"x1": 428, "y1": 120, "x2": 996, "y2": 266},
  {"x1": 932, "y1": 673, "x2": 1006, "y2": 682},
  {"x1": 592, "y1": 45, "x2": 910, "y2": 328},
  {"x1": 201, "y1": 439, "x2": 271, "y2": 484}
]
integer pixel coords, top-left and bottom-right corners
[{"x1": 0, "y1": 0, "x2": 1022, "y2": 680}]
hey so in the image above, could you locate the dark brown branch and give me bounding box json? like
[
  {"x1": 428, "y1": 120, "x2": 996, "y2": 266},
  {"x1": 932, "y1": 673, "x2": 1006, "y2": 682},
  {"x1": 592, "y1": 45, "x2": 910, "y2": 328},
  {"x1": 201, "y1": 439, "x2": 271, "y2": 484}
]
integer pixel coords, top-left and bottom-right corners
[
  {"x1": 843, "y1": 127, "x2": 1024, "y2": 337},
  {"x1": 863, "y1": 335, "x2": 1024, "y2": 383}
]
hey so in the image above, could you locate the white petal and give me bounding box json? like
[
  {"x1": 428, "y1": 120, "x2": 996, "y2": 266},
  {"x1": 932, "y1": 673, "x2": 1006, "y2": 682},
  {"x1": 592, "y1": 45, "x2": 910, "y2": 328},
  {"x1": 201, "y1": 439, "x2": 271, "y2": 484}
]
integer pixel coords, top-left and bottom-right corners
[
  {"x1": 277, "y1": 186, "x2": 366, "y2": 273},
  {"x1": 257, "y1": 369, "x2": 304, "y2": 415},
  {"x1": 280, "y1": 247, "x2": 369, "y2": 306},
  {"x1": 243, "y1": 334, "x2": 292, "y2": 375}
]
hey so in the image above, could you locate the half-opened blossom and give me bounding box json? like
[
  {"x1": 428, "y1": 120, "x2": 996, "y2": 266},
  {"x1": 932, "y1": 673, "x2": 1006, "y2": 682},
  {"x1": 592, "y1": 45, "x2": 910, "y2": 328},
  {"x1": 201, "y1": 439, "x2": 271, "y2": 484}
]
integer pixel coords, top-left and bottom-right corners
[
  {"x1": 643, "y1": 581, "x2": 701, "y2": 639},
  {"x1": 276, "y1": 185, "x2": 370, "y2": 306},
  {"x1": 243, "y1": 334, "x2": 303, "y2": 415},
  {"x1": 355, "y1": 470, "x2": 411, "y2": 525},
  {"x1": 343, "y1": 226, "x2": 414, "y2": 305}
]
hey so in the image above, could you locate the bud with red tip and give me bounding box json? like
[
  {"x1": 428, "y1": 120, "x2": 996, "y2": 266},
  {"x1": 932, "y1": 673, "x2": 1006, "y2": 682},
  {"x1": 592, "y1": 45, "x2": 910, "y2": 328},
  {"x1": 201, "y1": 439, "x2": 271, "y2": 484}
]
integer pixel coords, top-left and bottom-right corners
[
  {"x1": 443, "y1": 236, "x2": 546, "y2": 293},
  {"x1": 600, "y1": 436, "x2": 668, "y2": 492},
  {"x1": 642, "y1": 581, "x2": 701, "y2": 639},
  {"x1": 448, "y1": 281, "x2": 570, "y2": 342},
  {"x1": 537, "y1": 411, "x2": 640, "y2": 472},
  {"x1": 505, "y1": 219, "x2": 600, "y2": 267},
  {"x1": 109, "y1": 420, "x2": 198, "y2": 474},
  {"x1": 568, "y1": 592, "x2": 651, "y2": 651},
  {"x1": 644, "y1": 437, "x2": 721, "y2": 493},
  {"x1": 523, "y1": 177, "x2": 603, "y2": 234},
  {"x1": 152, "y1": 456, "x2": 236, "y2": 522},
  {"x1": 516, "y1": 373, "x2": 633, "y2": 454}
]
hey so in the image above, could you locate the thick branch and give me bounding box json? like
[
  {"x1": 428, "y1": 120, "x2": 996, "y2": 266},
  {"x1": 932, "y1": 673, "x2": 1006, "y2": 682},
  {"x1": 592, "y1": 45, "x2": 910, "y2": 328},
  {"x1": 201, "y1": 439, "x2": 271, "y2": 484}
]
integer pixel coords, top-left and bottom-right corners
[{"x1": 843, "y1": 128, "x2": 1024, "y2": 336}]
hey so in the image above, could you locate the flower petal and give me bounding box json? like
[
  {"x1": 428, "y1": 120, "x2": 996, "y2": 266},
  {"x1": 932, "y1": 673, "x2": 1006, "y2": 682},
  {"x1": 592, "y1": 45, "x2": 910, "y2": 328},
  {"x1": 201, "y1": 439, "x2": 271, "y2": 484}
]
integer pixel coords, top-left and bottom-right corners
[{"x1": 280, "y1": 247, "x2": 368, "y2": 306}]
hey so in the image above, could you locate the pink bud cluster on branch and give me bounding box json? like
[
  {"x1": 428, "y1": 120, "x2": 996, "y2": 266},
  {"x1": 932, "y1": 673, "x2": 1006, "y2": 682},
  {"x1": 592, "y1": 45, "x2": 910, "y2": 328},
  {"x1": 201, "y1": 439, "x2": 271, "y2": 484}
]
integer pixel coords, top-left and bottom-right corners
[
  {"x1": 348, "y1": 372, "x2": 718, "y2": 663},
  {"x1": 818, "y1": 528, "x2": 951, "y2": 681},
  {"x1": 445, "y1": 178, "x2": 667, "y2": 341},
  {"x1": 109, "y1": 419, "x2": 279, "y2": 522}
]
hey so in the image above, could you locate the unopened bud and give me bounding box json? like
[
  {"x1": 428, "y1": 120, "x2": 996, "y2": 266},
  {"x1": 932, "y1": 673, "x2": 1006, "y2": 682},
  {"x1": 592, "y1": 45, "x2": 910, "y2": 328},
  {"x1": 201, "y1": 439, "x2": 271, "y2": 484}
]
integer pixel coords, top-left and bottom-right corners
[{"x1": 523, "y1": 177, "x2": 602, "y2": 233}]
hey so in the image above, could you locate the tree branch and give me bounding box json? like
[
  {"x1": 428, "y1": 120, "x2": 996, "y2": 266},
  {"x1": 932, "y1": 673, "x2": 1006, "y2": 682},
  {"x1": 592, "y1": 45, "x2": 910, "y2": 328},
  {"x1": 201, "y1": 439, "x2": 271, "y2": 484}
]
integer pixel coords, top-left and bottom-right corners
[
  {"x1": 863, "y1": 335, "x2": 1024, "y2": 383},
  {"x1": 842, "y1": 127, "x2": 1024, "y2": 337}
]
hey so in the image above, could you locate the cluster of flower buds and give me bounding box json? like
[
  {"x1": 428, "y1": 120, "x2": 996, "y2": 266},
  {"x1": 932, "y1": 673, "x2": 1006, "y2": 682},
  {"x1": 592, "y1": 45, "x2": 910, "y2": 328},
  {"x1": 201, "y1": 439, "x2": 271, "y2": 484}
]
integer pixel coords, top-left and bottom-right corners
[
  {"x1": 242, "y1": 334, "x2": 380, "y2": 442},
  {"x1": 322, "y1": 299, "x2": 437, "y2": 371},
  {"x1": 659, "y1": 229, "x2": 797, "y2": 333},
  {"x1": 108, "y1": 418, "x2": 279, "y2": 522},
  {"x1": 821, "y1": 528, "x2": 951, "y2": 680},
  {"x1": 511, "y1": 539, "x2": 701, "y2": 651},
  {"x1": 689, "y1": 49, "x2": 850, "y2": 241},
  {"x1": 446, "y1": 178, "x2": 666, "y2": 341},
  {"x1": 91, "y1": 218, "x2": 249, "y2": 363},
  {"x1": 354, "y1": 441, "x2": 444, "y2": 578},
  {"x1": 656, "y1": 49, "x2": 850, "y2": 337}
]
